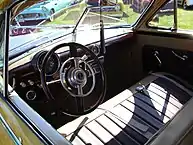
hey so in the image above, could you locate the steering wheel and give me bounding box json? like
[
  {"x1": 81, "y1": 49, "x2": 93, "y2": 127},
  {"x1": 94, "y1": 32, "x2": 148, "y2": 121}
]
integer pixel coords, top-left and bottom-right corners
[{"x1": 40, "y1": 42, "x2": 106, "y2": 116}]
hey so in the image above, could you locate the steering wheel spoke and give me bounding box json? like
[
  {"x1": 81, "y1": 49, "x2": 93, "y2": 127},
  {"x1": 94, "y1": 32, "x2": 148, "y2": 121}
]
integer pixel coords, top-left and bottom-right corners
[
  {"x1": 77, "y1": 85, "x2": 84, "y2": 96},
  {"x1": 75, "y1": 97, "x2": 84, "y2": 113},
  {"x1": 74, "y1": 58, "x2": 80, "y2": 69}
]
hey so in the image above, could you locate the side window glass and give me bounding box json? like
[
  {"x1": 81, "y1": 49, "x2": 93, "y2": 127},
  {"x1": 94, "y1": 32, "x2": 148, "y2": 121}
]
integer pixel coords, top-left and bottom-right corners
[
  {"x1": 148, "y1": 0, "x2": 174, "y2": 28},
  {"x1": 177, "y1": 1, "x2": 193, "y2": 30}
]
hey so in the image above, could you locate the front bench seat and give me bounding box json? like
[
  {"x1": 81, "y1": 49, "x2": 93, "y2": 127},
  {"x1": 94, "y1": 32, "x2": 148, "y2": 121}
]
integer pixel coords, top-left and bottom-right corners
[{"x1": 57, "y1": 72, "x2": 193, "y2": 145}]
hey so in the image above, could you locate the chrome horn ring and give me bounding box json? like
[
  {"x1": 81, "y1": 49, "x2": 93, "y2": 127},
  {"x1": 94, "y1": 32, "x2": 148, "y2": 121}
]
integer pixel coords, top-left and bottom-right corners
[{"x1": 60, "y1": 57, "x2": 96, "y2": 97}]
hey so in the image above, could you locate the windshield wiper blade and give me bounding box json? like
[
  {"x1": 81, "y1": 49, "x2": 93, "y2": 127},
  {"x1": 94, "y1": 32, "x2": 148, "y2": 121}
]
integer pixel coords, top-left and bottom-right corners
[
  {"x1": 88, "y1": 24, "x2": 131, "y2": 30},
  {"x1": 104, "y1": 24, "x2": 131, "y2": 29}
]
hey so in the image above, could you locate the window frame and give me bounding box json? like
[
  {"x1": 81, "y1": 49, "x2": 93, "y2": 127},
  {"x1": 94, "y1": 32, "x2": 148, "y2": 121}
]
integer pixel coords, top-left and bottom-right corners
[{"x1": 145, "y1": 0, "x2": 193, "y2": 35}]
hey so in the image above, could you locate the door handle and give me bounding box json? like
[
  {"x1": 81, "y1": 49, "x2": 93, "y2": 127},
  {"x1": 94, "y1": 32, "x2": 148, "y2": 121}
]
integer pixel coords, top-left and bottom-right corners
[
  {"x1": 172, "y1": 51, "x2": 188, "y2": 61},
  {"x1": 154, "y1": 51, "x2": 162, "y2": 66}
]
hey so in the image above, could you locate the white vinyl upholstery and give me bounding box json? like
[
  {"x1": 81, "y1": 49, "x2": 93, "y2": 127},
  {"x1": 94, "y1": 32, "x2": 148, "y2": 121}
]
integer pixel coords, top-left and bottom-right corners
[{"x1": 57, "y1": 73, "x2": 193, "y2": 145}]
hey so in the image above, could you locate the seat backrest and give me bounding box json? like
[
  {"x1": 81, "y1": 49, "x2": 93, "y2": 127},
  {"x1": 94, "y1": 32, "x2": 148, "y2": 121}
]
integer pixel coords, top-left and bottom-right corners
[{"x1": 146, "y1": 96, "x2": 193, "y2": 145}]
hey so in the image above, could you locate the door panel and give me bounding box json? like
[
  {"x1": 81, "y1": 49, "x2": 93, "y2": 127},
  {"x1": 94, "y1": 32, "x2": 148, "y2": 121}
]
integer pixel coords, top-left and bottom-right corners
[{"x1": 136, "y1": 32, "x2": 193, "y2": 85}]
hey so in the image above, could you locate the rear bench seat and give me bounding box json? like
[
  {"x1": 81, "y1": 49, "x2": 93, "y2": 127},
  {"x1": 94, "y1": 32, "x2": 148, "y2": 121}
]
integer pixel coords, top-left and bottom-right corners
[{"x1": 57, "y1": 72, "x2": 193, "y2": 145}]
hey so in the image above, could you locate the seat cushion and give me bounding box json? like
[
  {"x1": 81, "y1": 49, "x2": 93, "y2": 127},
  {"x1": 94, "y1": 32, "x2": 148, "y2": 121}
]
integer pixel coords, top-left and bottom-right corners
[{"x1": 57, "y1": 72, "x2": 193, "y2": 145}]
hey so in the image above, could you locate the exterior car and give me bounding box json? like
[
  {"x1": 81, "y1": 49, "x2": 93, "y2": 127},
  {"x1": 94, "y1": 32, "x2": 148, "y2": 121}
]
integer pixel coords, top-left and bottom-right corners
[
  {"x1": 14, "y1": 0, "x2": 73, "y2": 25},
  {"x1": 70, "y1": 0, "x2": 83, "y2": 5},
  {"x1": 178, "y1": 0, "x2": 193, "y2": 9},
  {"x1": 86, "y1": 0, "x2": 125, "y2": 18},
  {"x1": 10, "y1": 25, "x2": 39, "y2": 36},
  {"x1": 130, "y1": 0, "x2": 174, "y2": 13},
  {"x1": 129, "y1": 0, "x2": 173, "y2": 24},
  {"x1": 130, "y1": 0, "x2": 151, "y2": 13}
]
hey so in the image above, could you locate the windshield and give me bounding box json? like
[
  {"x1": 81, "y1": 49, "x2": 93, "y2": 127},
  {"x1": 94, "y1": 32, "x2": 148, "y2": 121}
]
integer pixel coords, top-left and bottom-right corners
[{"x1": 9, "y1": 0, "x2": 152, "y2": 59}]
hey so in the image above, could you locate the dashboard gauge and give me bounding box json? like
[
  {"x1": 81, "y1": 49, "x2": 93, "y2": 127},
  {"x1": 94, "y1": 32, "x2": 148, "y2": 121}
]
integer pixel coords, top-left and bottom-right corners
[
  {"x1": 89, "y1": 44, "x2": 100, "y2": 56},
  {"x1": 26, "y1": 90, "x2": 36, "y2": 100},
  {"x1": 32, "y1": 51, "x2": 60, "y2": 76}
]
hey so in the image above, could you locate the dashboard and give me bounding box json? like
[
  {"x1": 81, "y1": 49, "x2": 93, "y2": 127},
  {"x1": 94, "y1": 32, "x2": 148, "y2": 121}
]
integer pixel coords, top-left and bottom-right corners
[
  {"x1": 8, "y1": 31, "x2": 130, "y2": 102},
  {"x1": 9, "y1": 42, "x2": 103, "y2": 101}
]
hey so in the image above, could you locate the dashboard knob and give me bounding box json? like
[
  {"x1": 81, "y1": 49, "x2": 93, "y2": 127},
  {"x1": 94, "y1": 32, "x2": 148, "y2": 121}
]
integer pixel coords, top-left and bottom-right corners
[
  {"x1": 28, "y1": 80, "x2": 34, "y2": 86},
  {"x1": 20, "y1": 82, "x2": 26, "y2": 88},
  {"x1": 26, "y1": 90, "x2": 36, "y2": 101}
]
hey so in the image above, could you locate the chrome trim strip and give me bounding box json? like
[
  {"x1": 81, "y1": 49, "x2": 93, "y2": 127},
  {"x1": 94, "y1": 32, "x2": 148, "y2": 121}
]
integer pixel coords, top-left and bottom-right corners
[{"x1": 0, "y1": 113, "x2": 22, "y2": 145}]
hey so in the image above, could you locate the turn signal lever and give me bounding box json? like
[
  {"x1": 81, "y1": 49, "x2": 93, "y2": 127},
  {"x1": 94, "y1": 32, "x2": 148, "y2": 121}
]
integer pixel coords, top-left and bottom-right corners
[{"x1": 154, "y1": 51, "x2": 162, "y2": 67}]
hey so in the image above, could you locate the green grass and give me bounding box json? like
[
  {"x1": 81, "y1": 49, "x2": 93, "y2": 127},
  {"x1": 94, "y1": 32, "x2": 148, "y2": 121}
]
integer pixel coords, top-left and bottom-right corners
[
  {"x1": 46, "y1": 4, "x2": 140, "y2": 26},
  {"x1": 46, "y1": 4, "x2": 193, "y2": 30},
  {"x1": 150, "y1": 8, "x2": 193, "y2": 30},
  {"x1": 47, "y1": 8, "x2": 84, "y2": 25},
  {"x1": 177, "y1": 8, "x2": 193, "y2": 30},
  {"x1": 121, "y1": 5, "x2": 140, "y2": 24}
]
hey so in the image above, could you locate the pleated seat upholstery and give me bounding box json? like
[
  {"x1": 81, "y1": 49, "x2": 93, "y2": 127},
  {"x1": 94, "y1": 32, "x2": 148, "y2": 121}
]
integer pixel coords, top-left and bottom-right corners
[{"x1": 57, "y1": 73, "x2": 193, "y2": 145}]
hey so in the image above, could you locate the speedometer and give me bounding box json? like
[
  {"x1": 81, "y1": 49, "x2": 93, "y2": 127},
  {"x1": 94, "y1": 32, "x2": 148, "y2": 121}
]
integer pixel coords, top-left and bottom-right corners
[{"x1": 32, "y1": 51, "x2": 60, "y2": 76}]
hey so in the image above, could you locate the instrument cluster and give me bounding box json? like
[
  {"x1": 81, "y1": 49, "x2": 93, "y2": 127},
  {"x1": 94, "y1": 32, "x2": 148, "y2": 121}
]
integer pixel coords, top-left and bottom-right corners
[{"x1": 32, "y1": 51, "x2": 60, "y2": 76}]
